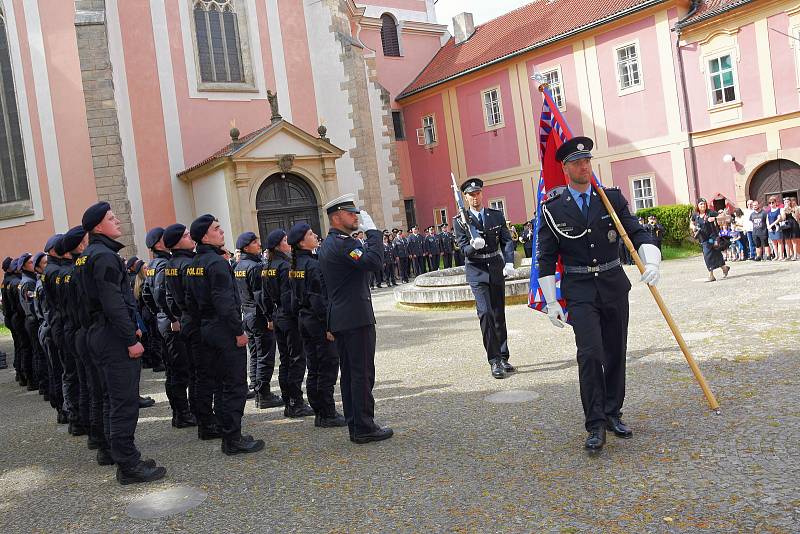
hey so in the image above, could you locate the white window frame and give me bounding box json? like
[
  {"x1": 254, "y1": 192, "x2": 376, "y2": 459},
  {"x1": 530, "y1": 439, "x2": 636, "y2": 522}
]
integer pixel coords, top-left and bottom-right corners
[
  {"x1": 481, "y1": 87, "x2": 504, "y2": 130},
  {"x1": 489, "y1": 197, "x2": 506, "y2": 217},
  {"x1": 705, "y1": 50, "x2": 740, "y2": 108},
  {"x1": 416, "y1": 114, "x2": 437, "y2": 146},
  {"x1": 540, "y1": 65, "x2": 565, "y2": 111},
  {"x1": 629, "y1": 174, "x2": 657, "y2": 212},
  {"x1": 614, "y1": 40, "x2": 644, "y2": 96},
  {"x1": 433, "y1": 207, "x2": 448, "y2": 226}
]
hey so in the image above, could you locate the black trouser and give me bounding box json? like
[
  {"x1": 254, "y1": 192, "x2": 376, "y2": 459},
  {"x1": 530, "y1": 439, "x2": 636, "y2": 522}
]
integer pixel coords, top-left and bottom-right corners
[
  {"x1": 398, "y1": 257, "x2": 410, "y2": 281},
  {"x1": 243, "y1": 311, "x2": 276, "y2": 394},
  {"x1": 60, "y1": 324, "x2": 81, "y2": 423},
  {"x1": 334, "y1": 325, "x2": 377, "y2": 436},
  {"x1": 568, "y1": 294, "x2": 629, "y2": 432},
  {"x1": 142, "y1": 308, "x2": 163, "y2": 369},
  {"x1": 12, "y1": 314, "x2": 29, "y2": 380},
  {"x1": 524, "y1": 246, "x2": 532, "y2": 259},
  {"x1": 73, "y1": 327, "x2": 91, "y2": 429},
  {"x1": 299, "y1": 314, "x2": 339, "y2": 417},
  {"x1": 87, "y1": 322, "x2": 142, "y2": 469},
  {"x1": 383, "y1": 263, "x2": 396, "y2": 286},
  {"x1": 22, "y1": 317, "x2": 39, "y2": 385},
  {"x1": 428, "y1": 254, "x2": 440, "y2": 272},
  {"x1": 468, "y1": 265, "x2": 510, "y2": 363},
  {"x1": 414, "y1": 255, "x2": 426, "y2": 275},
  {"x1": 32, "y1": 321, "x2": 49, "y2": 392},
  {"x1": 181, "y1": 315, "x2": 208, "y2": 422},
  {"x1": 274, "y1": 314, "x2": 306, "y2": 403},
  {"x1": 455, "y1": 250, "x2": 465, "y2": 266},
  {"x1": 158, "y1": 315, "x2": 192, "y2": 415},
  {"x1": 442, "y1": 253, "x2": 453, "y2": 269},
  {"x1": 200, "y1": 320, "x2": 247, "y2": 440},
  {"x1": 78, "y1": 327, "x2": 106, "y2": 447},
  {"x1": 49, "y1": 321, "x2": 66, "y2": 412},
  {"x1": 39, "y1": 323, "x2": 62, "y2": 411}
]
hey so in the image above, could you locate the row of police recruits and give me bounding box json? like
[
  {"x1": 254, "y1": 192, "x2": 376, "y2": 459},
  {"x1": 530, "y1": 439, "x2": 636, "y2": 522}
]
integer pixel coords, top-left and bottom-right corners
[{"x1": 1, "y1": 194, "x2": 393, "y2": 485}]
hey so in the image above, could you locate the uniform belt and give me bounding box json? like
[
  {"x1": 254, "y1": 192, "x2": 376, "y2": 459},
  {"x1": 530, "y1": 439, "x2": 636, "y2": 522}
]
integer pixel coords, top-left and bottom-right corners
[
  {"x1": 471, "y1": 250, "x2": 500, "y2": 260},
  {"x1": 563, "y1": 258, "x2": 621, "y2": 274}
]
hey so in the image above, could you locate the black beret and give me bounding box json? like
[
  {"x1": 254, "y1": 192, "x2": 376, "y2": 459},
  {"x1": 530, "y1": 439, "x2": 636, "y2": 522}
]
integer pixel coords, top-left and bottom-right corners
[
  {"x1": 236, "y1": 231, "x2": 258, "y2": 250},
  {"x1": 131, "y1": 259, "x2": 144, "y2": 275},
  {"x1": 265, "y1": 229, "x2": 287, "y2": 250},
  {"x1": 44, "y1": 234, "x2": 63, "y2": 254},
  {"x1": 33, "y1": 252, "x2": 47, "y2": 269},
  {"x1": 61, "y1": 225, "x2": 87, "y2": 253},
  {"x1": 145, "y1": 227, "x2": 165, "y2": 249},
  {"x1": 163, "y1": 224, "x2": 186, "y2": 249},
  {"x1": 2, "y1": 256, "x2": 11, "y2": 271},
  {"x1": 9, "y1": 258, "x2": 18, "y2": 272},
  {"x1": 125, "y1": 256, "x2": 140, "y2": 270},
  {"x1": 17, "y1": 252, "x2": 32, "y2": 269},
  {"x1": 82, "y1": 201, "x2": 111, "y2": 233},
  {"x1": 190, "y1": 214, "x2": 216, "y2": 243},
  {"x1": 287, "y1": 223, "x2": 310, "y2": 246},
  {"x1": 461, "y1": 178, "x2": 483, "y2": 194},
  {"x1": 53, "y1": 236, "x2": 68, "y2": 256},
  {"x1": 555, "y1": 136, "x2": 594, "y2": 163}
]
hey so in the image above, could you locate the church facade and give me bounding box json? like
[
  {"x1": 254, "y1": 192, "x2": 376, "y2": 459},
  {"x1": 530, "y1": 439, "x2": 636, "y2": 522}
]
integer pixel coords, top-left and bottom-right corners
[{"x1": 0, "y1": 0, "x2": 446, "y2": 254}]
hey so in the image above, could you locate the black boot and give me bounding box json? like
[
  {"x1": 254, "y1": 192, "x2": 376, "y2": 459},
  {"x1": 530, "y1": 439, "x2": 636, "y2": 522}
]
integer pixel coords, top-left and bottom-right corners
[
  {"x1": 69, "y1": 422, "x2": 87, "y2": 436},
  {"x1": 87, "y1": 433, "x2": 103, "y2": 450},
  {"x1": 172, "y1": 410, "x2": 198, "y2": 428},
  {"x1": 152, "y1": 364, "x2": 165, "y2": 373},
  {"x1": 284, "y1": 398, "x2": 314, "y2": 418},
  {"x1": 96, "y1": 448, "x2": 114, "y2": 466},
  {"x1": 256, "y1": 392, "x2": 284, "y2": 409},
  {"x1": 138, "y1": 396, "x2": 155, "y2": 408},
  {"x1": 315, "y1": 413, "x2": 347, "y2": 428},
  {"x1": 115, "y1": 460, "x2": 166, "y2": 485},
  {"x1": 57, "y1": 410, "x2": 69, "y2": 424},
  {"x1": 222, "y1": 435, "x2": 265, "y2": 456},
  {"x1": 198, "y1": 423, "x2": 222, "y2": 440},
  {"x1": 26, "y1": 382, "x2": 38, "y2": 391}
]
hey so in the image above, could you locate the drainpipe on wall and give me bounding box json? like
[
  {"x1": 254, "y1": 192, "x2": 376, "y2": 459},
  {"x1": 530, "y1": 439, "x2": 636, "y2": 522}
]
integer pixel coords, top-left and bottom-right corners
[{"x1": 674, "y1": 0, "x2": 702, "y2": 204}]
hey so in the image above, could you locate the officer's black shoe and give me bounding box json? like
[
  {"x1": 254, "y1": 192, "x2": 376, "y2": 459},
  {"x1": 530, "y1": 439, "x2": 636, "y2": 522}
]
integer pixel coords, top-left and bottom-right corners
[
  {"x1": 500, "y1": 359, "x2": 516, "y2": 373},
  {"x1": 490, "y1": 359, "x2": 506, "y2": 379},
  {"x1": 97, "y1": 448, "x2": 114, "y2": 466},
  {"x1": 116, "y1": 460, "x2": 167, "y2": 485},
  {"x1": 222, "y1": 435, "x2": 265, "y2": 456},
  {"x1": 584, "y1": 428, "x2": 606, "y2": 451},
  {"x1": 87, "y1": 434, "x2": 102, "y2": 450},
  {"x1": 57, "y1": 410, "x2": 69, "y2": 424},
  {"x1": 351, "y1": 426, "x2": 394, "y2": 444},
  {"x1": 172, "y1": 410, "x2": 198, "y2": 428},
  {"x1": 18, "y1": 376, "x2": 27, "y2": 387},
  {"x1": 606, "y1": 417, "x2": 633, "y2": 438},
  {"x1": 256, "y1": 392, "x2": 284, "y2": 409},
  {"x1": 69, "y1": 423, "x2": 88, "y2": 436},
  {"x1": 43, "y1": 393, "x2": 49, "y2": 402},
  {"x1": 245, "y1": 389, "x2": 256, "y2": 400},
  {"x1": 152, "y1": 364, "x2": 166, "y2": 373},
  {"x1": 138, "y1": 396, "x2": 156, "y2": 408},
  {"x1": 284, "y1": 399, "x2": 315, "y2": 418},
  {"x1": 198, "y1": 424, "x2": 222, "y2": 440},
  {"x1": 26, "y1": 382, "x2": 37, "y2": 391},
  {"x1": 315, "y1": 413, "x2": 347, "y2": 428},
  {"x1": 38, "y1": 387, "x2": 46, "y2": 395}
]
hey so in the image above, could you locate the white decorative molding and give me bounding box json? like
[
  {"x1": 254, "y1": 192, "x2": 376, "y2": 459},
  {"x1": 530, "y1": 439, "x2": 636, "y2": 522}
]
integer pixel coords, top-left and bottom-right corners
[{"x1": 265, "y1": 0, "x2": 292, "y2": 120}]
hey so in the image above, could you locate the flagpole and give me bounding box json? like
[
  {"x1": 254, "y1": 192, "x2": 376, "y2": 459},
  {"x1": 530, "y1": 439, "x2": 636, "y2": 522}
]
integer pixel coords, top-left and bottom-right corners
[{"x1": 534, "y1": 76, "x2": 721, "y2": 414}]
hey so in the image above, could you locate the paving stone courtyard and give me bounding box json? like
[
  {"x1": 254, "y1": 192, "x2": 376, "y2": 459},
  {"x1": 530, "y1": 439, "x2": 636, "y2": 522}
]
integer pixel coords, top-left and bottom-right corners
[{"x1": 1, "y1": 256, "x2": 798, "y2": 532}]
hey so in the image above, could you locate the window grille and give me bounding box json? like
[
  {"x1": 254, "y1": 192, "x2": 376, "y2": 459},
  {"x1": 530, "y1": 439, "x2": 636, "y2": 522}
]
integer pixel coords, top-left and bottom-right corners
[
  {"x1": 616, "y1": 43, "x2": 641, "y2": 90},
  {"x1": 193, "y1": 0, "x2": 244, "y2": 83},
  {"x1": 380, "y1": 14, "x2": 400, "y2": 57}
]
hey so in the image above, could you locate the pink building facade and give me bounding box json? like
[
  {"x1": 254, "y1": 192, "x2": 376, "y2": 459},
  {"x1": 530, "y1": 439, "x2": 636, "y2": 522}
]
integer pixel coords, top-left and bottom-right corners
[{"x1": 396, "y1": 0, "x2": 800, "y2": 229}]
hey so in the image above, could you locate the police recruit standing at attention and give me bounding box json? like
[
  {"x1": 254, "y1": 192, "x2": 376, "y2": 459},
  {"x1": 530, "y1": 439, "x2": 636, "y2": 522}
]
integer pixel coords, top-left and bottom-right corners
[{"x1": 536, "y1": 137, "x2": 661, "y2": 452}]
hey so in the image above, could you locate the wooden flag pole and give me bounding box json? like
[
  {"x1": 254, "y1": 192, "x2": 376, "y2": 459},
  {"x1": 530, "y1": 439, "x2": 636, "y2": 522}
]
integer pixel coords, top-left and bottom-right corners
[{"x1": 534, "y1": 74, "x2": 720, "y2": 413}]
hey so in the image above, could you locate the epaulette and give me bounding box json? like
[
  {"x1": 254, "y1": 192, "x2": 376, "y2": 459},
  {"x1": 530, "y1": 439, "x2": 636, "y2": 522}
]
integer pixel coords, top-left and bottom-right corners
[
  {"x1": 544, "y1": 192, "x2": 561, "y2": 204},
  {"x1": 602, "y1": 186, "x2": 620, "y2": 192},
  {"x1": 335, "y1": 233, "x2": 348, "y2": 239}
]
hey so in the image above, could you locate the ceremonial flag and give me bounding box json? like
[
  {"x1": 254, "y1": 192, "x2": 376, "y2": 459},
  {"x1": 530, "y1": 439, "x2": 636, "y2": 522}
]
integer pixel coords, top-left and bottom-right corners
[{"x1": 528, "y1": 86, "x2": 601, "y2": 316}]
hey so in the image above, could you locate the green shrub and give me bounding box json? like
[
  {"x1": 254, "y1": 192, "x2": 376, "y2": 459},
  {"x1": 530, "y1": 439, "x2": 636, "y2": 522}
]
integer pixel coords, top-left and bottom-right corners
[{"x1": 636, "y1": 204, "x2": 694, "y2": 245}]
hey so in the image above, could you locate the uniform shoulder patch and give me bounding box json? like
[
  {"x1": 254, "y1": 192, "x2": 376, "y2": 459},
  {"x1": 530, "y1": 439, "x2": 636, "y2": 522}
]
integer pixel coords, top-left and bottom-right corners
[
  {"x1": 544, "y1": 192, "x2": 562, "y2": 204},
  {"x1": 335, "y1": 234, "x2": 348, "y2": 239},
  {"x1": 348, "y1": 248, "x2": 363, "y2": 260}
]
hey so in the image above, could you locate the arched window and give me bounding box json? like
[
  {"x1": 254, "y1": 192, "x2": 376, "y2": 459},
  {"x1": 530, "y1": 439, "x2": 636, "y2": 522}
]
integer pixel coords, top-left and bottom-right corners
[
  {"x1": 380, "y1": 14, "x2": 400, "y2": 57},
  {"x1": 0, "y1": 8, "x2": 31, "y2": 217},
  {"x1": 193, "y1": 0, "x2": 244, "y2": 83}
]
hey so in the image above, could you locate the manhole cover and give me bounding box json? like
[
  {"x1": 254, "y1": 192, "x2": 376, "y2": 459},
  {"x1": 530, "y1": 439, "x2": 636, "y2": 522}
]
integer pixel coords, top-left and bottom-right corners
[
  {"x1": 777, "y1": 294, "x2": 800, "y2": 301},
  {"x1": 485, "y1": 390, "x2": 540, "y2": 404},
  {"x1": 682, "y1": 332, "x2": 715, "y2": 341},
  {"x1": 126, "y1": 485, "x2": 207, "y2": 519}
]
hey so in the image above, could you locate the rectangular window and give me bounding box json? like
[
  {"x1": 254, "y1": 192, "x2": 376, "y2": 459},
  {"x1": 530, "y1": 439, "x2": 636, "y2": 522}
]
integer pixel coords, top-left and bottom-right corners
[
  {"x1": 707, "y1": 53, "x2": 737, "y2": 106},
  {"x1": 404, "y1": 198, "x2": 417, "y2": 229},
  {"x1": 391, "y1": 110, "x2": 405, "y2": 140},
  {"x1": 417, "y1": 115, "x2": 436, "y2": 145},
  {"x1": 541, "y1": 66, "x2": 565, "y2": 110},
  {"x1": 630, "y1": 175, "x2": 656, "y2": 212},
  {"x1": 481, "y1": 88, "x2": 503, "y2": 129},
  {"x1": 433, "y1": 207, "x2": 447, "y2": 226},
  {"x1": 489, "y1": 198, "x2": 505, "y2": 217},
  {"x1": 615, "y1": 42, "x2": 642, "y2": 93}
]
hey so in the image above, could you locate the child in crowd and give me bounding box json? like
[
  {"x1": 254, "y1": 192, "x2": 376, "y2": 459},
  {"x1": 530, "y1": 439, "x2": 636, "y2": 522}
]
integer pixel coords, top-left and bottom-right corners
[{"x1": 718, "y1": 222, "x2": 738, "y2": 262}]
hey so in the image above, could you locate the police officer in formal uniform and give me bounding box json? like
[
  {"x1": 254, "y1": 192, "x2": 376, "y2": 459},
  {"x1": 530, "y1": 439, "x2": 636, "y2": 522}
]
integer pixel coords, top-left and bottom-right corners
[
  {"x1": 536, "y1": 137, "x2": 661, "y2": 452},
  {"x1": 287, "y1": 222, "x2": 347, "y2": 427},
  {"x1": 184, "y1": 214, "x2": 264, "y2": 455},
  {"x1": 453, "y1": 178, "x2": 517, "y2": 379},
  {"x1": 17, "y1": 253, "x2": 39, "y2": 391},
  {"x1": 41, "y1": 235, "x2": 68, "y2": 423},
  {"x1": 318, "y1": 194, "x2": 393, "y2": 443},
  {"x1": 79, "y1": 201, "x2": 166, "y2": 484},
  {"x1": 141, "y1": 228, "x2": 167, "y2": 374},
  {"x1": 423, "y1": 226, "x2": 441, "y2": 272},
  {"x1": 263, "y1": 229, "x2": 314, "y2": 418},
  {"x1": 233, "y1": 231, "x2": 282, "y2": 409},
  {"x1": 392, "y1": 228, "x2": 410, "y2": 283},
  {"x1": 2, "y1": 257, "x2": 19, "y2": 377},
  {"x1": 7, "y1": 258, "x2": 28, "y2": 386},
  {"x1": 382, "y1": 233, "x2": 397, "y2": 287},
  {"x1": 32, "y1": 252, "x2": 50, "y2": 398},
  {"x1": 439, "y1": 223, "x2": 455, "y2": 268}
]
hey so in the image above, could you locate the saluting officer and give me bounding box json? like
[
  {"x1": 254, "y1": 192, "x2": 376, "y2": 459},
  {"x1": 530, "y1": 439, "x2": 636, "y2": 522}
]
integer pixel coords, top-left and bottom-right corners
[
  {"x1": 233, "y1": 231, "x2": 282, "y2": 409},
  {"x1": 79, "y1": 201, "x2": 166, "y2": 484},
  {"x1": 453, "y1": 178, "x2": 517, "y2": 379},
  {"x1": 318, "y1": 194, "x2": 393, "y2": 443},
  {"x1": 439, "y1": 223, "x2": 455, "y2": 268},
  {"x1": 185, "y1": 214, "x2": 264, "y2": 455},
  {"x1": 536, "y1": 137, "x2": 660, "y2": 452},
  {"x1": 287, "y1": 222, "x2": 347, "y2": 428}
]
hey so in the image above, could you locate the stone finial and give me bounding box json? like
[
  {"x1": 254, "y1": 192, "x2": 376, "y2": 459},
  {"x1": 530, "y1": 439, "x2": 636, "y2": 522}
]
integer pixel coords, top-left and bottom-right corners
[
  {"x1": 267, "y1": 89, "x2": 282, "y2": 124},
  {"x1": 318, "y1": 124, "x2": 329, "y2": 142},
  {"x1": 230, "y1": 127, "x2": 240, "y2": 141}
]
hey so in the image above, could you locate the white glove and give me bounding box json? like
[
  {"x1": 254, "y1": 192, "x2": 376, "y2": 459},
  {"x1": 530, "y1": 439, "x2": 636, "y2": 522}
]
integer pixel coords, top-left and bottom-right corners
[
  {"x1": 358, "y1": 210, "x2": 377, "y2": 232},
  {"x1": 502, "y1": 262, "x2": 514, "y2": 278},
  {"x1": 538, "y1": 275, "x2": 565, "y2": 328},
  {"x1": 638, "y1": 243, "x2": 661, "y2": 286},
  {"x1": 469, "y1": 236, "x2": 485, "y2": 250}
]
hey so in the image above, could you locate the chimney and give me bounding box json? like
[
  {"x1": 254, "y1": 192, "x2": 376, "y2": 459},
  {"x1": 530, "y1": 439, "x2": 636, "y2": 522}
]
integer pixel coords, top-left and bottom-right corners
[{"x1": 453, "y1": 12, "x2": 475, "y2": 45}]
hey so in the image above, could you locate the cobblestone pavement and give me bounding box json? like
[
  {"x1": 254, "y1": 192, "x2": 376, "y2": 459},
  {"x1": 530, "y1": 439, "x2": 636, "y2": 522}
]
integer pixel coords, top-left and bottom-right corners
[{"x1": 1, "y1": 256, "x2": 798, "y2": 532}]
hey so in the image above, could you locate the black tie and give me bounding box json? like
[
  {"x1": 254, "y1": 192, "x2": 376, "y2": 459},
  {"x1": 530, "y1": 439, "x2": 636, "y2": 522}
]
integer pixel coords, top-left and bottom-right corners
[
  {"x1": 580, "y1": 193, "x2": 589, "y2": 221},
  {"x1": 478, "y1": 212, "x2": 483, "y2": 226}
]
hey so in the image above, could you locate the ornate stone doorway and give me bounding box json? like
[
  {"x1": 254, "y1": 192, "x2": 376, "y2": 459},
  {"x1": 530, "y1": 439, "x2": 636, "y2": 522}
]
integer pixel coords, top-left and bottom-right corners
[
  {"x1": 255, "y1": 173, "x2": 321, "y2": 242},
  {"x1": 748, "y1": 159, "x2": 800, "y2": 204}
]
